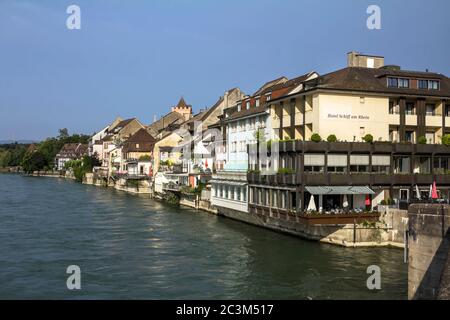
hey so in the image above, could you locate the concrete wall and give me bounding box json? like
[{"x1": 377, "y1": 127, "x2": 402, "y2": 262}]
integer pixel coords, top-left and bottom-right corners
[
  {"x1": 217, "y1": 206, "x2": 406, "y2": 248},
  {"x1": 408, "y1": 204, "x2": 450, "y2": 300}
]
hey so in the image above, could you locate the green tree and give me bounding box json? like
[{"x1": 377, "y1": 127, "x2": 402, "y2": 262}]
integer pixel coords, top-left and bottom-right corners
[
  {"x1": 58, "y1": 128, "x2": 69, "y2": 140},
  {"x1": 22, "y1": 151, "x2": 47, "y2": 173}
]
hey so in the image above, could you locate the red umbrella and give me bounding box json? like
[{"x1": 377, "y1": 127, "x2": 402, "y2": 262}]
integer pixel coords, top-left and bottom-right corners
[
  {"x1": 431, "y1": 181, "x2": 438, "y2": 199},
  {"x1": 204, "y1": 158, "x2": 209, "y2": 168},
  {"x1": 365, "y1": 195, "x2": 371, "y2": 206}
]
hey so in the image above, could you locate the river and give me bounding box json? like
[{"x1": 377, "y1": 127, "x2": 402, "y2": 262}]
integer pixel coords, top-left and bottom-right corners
[{"x1": 0, "y1": 174, "x2": 407, "y2": 299}]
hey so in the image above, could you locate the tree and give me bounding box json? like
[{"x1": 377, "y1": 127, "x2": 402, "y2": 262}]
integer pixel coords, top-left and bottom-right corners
[
  {"x1": 58, "y1": 128, "x2": 69, "y2": 140},
  {"x1": 0, "y1": 151, "x2": 12, "y2": 167},
  {"x1": 22, "y1": 151, "x2": 47, "y2": 173}
]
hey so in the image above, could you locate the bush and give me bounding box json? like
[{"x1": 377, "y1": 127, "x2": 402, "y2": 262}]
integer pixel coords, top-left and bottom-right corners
[
  {"x1": 442, "y1": 134, "x2": 450, "y2": 146},
  {"x1": 277, "y1": 168, "x2": 295, "y2": 174},
  {"x1": 417, "y1": 136, "x2": 427, "y2": 144},
  {"x1": 380, "y1": 200, "x2": 387, "y2": 205},
  {"x1": 362, "y1": 134, "x2": 374, "y2": 143},
  {"x1": 310, "y1": 133, "x2": 322, "y2": 143},
  {"x1": 327, "y1": 134, "x2": 337, "y2": 142}
]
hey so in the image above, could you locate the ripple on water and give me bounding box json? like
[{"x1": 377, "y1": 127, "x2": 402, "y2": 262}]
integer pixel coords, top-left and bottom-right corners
[{"x1": 0, "y1": 174, "x2": 407, "y2": 299}]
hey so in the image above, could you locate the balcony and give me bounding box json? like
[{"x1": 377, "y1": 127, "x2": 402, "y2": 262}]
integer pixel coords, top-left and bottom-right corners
[
  {"x1": 415, "y1": 144, "x2": 436, "y2": 154},
  {"x1": 394, "y1": 143, "x2": 413, "y2": 153},
  {"x1": 426, "y1": 115, "x2": 442, "y2": 127},
  {"x1": 373, "y1": 142, "x2": 393, "y2": 153},
  {"x1": 328, "y1": 173, "x2": 350, "y2": 185},
  {"x1": 350, "y1": 142, "x2": 371, "y2": 153}
]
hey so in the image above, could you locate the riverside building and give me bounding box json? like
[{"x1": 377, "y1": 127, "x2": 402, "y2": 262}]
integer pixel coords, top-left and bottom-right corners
[{"x1": 246, "y1": 52, "x2": 450, "y2": 214}]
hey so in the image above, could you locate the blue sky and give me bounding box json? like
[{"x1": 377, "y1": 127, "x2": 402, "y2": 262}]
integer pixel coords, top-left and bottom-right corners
[{"x1": 0, "y1": 0, "x2": 449, "y2": 141}]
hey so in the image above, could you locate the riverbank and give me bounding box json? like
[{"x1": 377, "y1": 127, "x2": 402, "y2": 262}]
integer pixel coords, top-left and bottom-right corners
[{"x1": 9, "y1": 170, "x2": 407, "y2": 249}]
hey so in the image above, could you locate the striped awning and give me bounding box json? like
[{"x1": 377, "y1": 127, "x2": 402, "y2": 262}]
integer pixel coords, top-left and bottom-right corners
[{"x1": 305, "y1": 186, "x2": 375, "y2": 195}]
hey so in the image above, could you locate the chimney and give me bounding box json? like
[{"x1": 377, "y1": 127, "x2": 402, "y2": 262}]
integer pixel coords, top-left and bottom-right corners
[{"x1": 347, "y1": 51, "x2": 384, "y2": 68}]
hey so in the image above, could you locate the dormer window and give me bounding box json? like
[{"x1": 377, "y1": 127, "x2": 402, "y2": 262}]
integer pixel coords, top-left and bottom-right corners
[
  {"x1": 387, "y1": 77, "x2": 410, "y2": 88},
  {"x1": 419, "y1": 80, "x2": 428, "y2": 89},
  {"x1": 388, "y1": 78, "x2": 398, "y2": 88},
  {"x1": 255, "y1": 99, "x2": 260, "y2": 107},
  {"x1": 265, "y1": 93, "x2": 271, "y2": 101},
  {"x1": 398, "y1": 78, "x2": 409, "y2": 88},
  {"x1": 428, "y1": 80, "x2": 439, "y2": 90},
  {"x1": 246, "y1": 101, "x2": 250, "y2": 110}
]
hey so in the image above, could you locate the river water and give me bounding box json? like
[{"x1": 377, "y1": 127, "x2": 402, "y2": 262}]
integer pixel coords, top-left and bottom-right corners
[{"x1": 0, "y1": 174, "x2": 407, "y2": 299}]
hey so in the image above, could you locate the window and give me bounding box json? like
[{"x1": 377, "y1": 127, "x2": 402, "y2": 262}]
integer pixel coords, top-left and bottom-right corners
[
  {"x1": 405, "y1": 130, "x2": 415, "y2": 143},
  {"x1": 426, "y1": 104, "x2": 436, "y2": 116},
  {"x1": 388, "y1": 78, "x2": 398, "y2": 88},
  {"x1": 350, "y1": 155, "x2": 369, "y2": 173},
  {"x1": 265, "y1": 93, "x2": 271, "y2": 101},
  {"x1": 246, "y1": 101, "x2": 250, "y2": 110},
  {"x1": 446, "y1": 105, "x2": 450, "y2": 117},
  {"x1": 304, "y1": 154, "x2": 325, "y2": 172},
  {"x1": 389, "y1": 130, "x2": 398, "y2": 142},
  {"x1": 360, "y1": 97, "x2": 365, "y2": 104},
  {"x1": 372, "y1": 155, "x2": 390, "y2": 173},
  {"x1": 136, "y1": 143, "x2": 140, "y2": 149},
  {"x1": 398, "y1": 78, "x2": 410, "y2": 88},
  {"x1": 405, "y1": 103, "x2": 415, "y2": 115},
  {"x1": 389, "y1": 101, "x2": 399, "y2": 114},
  {"x1": 426, "y1": 132, "x2": 435, "y2": 144},
  {"x1": 327, "y1": 154, "x2": 347, "y2": 173},
  {"x1": 255, "y1": 99, "x2": 260, "y2": 107},
  {"x1": 416, "y1": 157, "x2": 431, "y2": 174},
  {"x1": 394, "y1": 156, "x2": 411, "y2": 173},
  {"x1": 434, "y1": 157, "x2": 450, "y2": 174},
  {"x1": 428, "y1": 80, "x2": 439, "y2": 90},
  {"x1": 419, "y1": 80, "x2": 428, "y2": 89}
]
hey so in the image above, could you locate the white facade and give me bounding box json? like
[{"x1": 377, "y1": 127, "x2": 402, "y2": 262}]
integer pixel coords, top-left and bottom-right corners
[
  {"x1": 211, "y1": 171, "x2": 248, "y2": 212},
  {"x1": 89, "y1": 126, "x2": 109, "y2": 157},
  {"x1": 225, "y1": 111, "x2": 273, "y2": 172}
]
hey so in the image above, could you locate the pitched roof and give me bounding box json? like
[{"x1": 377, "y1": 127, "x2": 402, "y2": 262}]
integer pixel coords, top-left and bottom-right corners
[
  {"x1": 226, "y1": 105, "x2": 267, "y2": 122},
  {"x1": 126, "y1": 128, "x2": 156, "y2": 144},
  {"x1": 304, "y1": 67, "x2": 450, "y2": 97},
  {"x1": 147, "y1": 112, "x2": 184, "y2": 136},
  {"x1": 174, "y1": 97, "x2": 191, "y2": 109},
  {"x1": 252, "y1": 76, "x2": 288, "y2": 96},
  {"x1": 227, "y1": 73, "x2": 314, "y2": 121},
  {"x1": 122, "y1": 129, "x2": 156, "y2": 153},
  {"x1": 56, "y1": 143, "x2": 88, "y2": 158}
]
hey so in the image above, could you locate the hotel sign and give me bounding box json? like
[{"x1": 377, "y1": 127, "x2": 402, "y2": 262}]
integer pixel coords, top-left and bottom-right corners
[{"x1": 327, "y1": 113, "x2": 370, "y2": 120}]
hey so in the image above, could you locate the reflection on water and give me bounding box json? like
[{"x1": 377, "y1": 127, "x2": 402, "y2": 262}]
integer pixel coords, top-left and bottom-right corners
[{"x1": 0, "y1": 174, "x2": 407, "y2": 299}]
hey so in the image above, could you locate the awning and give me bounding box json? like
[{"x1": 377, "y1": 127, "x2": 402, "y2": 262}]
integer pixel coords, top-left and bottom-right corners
[
  {"x1": 305, "y1": 186, "x2": 375, "y2": 195},
  {"x1": 209, "y1": 180, "x2": 247, "y2": 186}
]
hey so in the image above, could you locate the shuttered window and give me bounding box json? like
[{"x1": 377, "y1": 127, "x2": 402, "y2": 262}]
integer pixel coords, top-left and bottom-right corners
[
  {"x1": 328, "y1": 154, "x2": 347, "y2": 166},
  {"x1": 372, "y1": 155, "x2": 390, "y2": 166},
  {"x1": 304, "y1": 154, "x2": 325, "y2": 166},
  {"x1": 350, "y1": 155, "x2": 370, "y2": 165}
]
